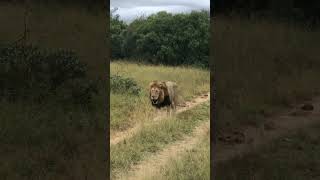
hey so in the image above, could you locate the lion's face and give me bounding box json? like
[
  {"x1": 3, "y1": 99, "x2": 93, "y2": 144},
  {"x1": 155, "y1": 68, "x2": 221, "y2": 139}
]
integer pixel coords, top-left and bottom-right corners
[
  {"x1": 150, "y1": 86, "x2": 162, "y2": 105},
  {"x1": 149, "y1": 81, "x2": 165, "y2": 105}
]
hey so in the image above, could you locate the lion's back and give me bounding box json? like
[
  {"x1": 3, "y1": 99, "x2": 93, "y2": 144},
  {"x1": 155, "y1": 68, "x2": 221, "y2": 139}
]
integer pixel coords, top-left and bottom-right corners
[{"x1": 165, "y1": 81, "x2": 178, "y2": 103}]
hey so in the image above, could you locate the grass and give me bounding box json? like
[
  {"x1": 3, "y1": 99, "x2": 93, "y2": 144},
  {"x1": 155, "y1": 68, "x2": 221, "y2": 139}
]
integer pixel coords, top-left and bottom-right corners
[
  {"x1": 214, "y1": 124, "x2": 320, "y2": 180},
  {"x1": 213, "y1": 16, "x2": 320, "y2": 129},
  {"x1": 110, "y1": 102, "x2": 210, "y2": 178},
  {"x1": 0, "y1": 97, "x2": 107, "y2": 180},
  {"x1": 0, "y1": 2, "x2": 107, "y2": 179},
  {"x1": 147, "y1": 129, "x2": 210, "y2": 180},
  {"x1": 110, "y1": 61, "x2": 210, "y2": 131}
]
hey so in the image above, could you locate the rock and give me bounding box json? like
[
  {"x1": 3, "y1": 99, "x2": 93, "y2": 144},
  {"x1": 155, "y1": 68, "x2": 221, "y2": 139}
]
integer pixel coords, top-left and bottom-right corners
[
  {"x1": 301, "y1": 103, "x2": 314, "y2": 111},
  {"x1": 217, "y1": 130, "x2": 245, "y2": 144}
]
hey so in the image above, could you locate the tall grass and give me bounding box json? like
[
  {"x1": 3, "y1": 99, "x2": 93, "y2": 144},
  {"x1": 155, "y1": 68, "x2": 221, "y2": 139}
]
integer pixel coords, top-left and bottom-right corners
[
  {"x1": 110, "y1": 61, "x2": 210, "y2": 131},
  {"x1": 0, "y1": 3, "x2": 107, "y2": 179},
  {"x1": 213, "y1": 16, "x2": 320, "y2": 128},
  {"x1": 0, "y1": 97, "x2": 107, "y2": 179}
]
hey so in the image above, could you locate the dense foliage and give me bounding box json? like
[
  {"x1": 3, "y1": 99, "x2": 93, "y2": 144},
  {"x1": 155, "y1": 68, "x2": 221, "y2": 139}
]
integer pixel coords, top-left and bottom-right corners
[
  {"x1": 110, "y1": 10, "x2": 127, "y2": 59},
  {"x1": 0, "y1": 44, "x2": 98, "y2": 105},
  {"x1": 111, "y1": 10, "x2": 210, "y2": 68}
]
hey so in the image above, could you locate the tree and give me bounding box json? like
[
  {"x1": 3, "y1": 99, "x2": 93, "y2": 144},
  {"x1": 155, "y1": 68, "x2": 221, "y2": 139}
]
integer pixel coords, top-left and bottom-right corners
[{"x1": 110, "y1": 8, "x2": 127, "y2": 59}]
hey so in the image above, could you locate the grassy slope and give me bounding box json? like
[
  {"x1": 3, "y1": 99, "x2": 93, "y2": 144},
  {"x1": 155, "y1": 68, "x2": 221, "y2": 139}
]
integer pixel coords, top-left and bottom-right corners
[
  {"x1": 110, "y1": 61, "x2": 210, "y2": 131},
  {"x1": 111, "y1": 102, "x2": 210, "y2": 178},
  {"x1": 213, "y1": 16, "x2": 320, "y2": 128},
  {"x1": 215, "y1": 124, "x2": 320, "y2": 180},
  {"x1": 0, "y1": 3, "x2": 107, "y2": 179}
]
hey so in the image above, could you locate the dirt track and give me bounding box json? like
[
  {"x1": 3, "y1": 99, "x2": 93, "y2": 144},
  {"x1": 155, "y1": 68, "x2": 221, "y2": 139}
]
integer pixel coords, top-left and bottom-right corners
[
  {"x1": 110, "y1": 92, "x2": 210, "y2": 145},
  {"x1": 214, "y1": 96, "x2": 320, "y2": 164},
  {"x1": 118, "y1": 120, "x2": 210, "y2": 180}
]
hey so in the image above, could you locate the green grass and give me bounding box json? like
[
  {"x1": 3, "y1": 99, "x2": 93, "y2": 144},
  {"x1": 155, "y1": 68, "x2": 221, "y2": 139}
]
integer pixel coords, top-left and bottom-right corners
[
  {"x1": 148, "y1": 130, "x2": 210, "y2": 180},
  {"x1": 213, "y1": 16, "x2": 320, "y2": 128},
  {"x1": 110, "y1": 102, "x2": 210, "y2": 178},
  {"x1": 215, "y1": 125, "x2": 320, "y2": 180},
  {"x1": 110, "y1": 61, "x2": 210, "y2": 131}
]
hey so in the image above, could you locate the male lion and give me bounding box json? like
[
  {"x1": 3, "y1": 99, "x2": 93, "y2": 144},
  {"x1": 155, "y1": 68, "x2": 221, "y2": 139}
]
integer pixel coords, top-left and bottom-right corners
[{"x1": 149, "y1": 80, "x2": 178, "y2": 116}]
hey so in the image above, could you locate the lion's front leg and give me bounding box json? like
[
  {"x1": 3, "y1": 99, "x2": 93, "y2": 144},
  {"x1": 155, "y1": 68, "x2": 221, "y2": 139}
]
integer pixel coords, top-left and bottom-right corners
[
  {"x1": 167, "y1": 106, "x2": 175, "y2": 117},
  {"x1": 171, "y1": 102, "x2": 176, "y2": 115},
  {"x1": 166, "y1": 106, "x2": 171, "y2": 116}
]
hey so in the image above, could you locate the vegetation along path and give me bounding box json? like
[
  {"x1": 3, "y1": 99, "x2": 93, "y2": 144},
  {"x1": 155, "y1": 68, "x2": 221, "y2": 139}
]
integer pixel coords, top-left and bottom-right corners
[{"x1": 110, "y1": 92, "x2": 210, "y2": 145}]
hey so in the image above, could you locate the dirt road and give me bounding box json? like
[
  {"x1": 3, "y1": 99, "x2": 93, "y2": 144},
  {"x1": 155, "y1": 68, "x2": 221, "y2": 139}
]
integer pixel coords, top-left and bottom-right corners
[{"x1": 110, "y1": 92, "x2": 210, "y2": 145}]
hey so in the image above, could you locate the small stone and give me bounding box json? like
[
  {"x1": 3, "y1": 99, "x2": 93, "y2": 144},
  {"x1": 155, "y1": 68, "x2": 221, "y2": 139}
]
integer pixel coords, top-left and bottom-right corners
[{"x1": 301, "y1": 103, "x2": 314, "y2": 111}]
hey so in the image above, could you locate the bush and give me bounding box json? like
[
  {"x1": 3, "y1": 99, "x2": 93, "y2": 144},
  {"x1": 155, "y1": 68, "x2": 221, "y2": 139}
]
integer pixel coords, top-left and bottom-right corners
[
  {"x1": 44, "y1": 49, "x2": 87, "y2": 89},
  {"x1": 0, "y1": 44, "x2": 98, "y2": 105},
  {"x1": 110, "y1": 74, "x2": 141, "y2": 95}
]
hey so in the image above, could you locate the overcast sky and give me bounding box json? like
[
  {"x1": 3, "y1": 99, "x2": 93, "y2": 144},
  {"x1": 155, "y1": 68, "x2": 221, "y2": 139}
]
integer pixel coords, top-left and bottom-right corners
[{"x1": 111, "y1": 0, "x2": 210, "y2": 23}]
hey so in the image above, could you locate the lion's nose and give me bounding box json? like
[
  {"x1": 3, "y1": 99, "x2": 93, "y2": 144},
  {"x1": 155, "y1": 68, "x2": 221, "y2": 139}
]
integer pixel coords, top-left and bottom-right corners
[{"x1": 151, "y1": 96, "x2": 155, "y2": 99}]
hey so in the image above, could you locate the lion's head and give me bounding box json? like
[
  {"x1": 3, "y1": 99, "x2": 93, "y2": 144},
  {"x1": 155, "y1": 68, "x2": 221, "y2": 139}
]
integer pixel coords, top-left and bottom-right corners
[{"x1": 149, "y1": 81, "x2": 167, "y2": 105}]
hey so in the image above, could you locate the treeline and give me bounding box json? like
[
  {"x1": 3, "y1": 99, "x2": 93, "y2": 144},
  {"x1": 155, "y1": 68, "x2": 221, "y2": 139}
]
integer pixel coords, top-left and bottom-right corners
[
  {"x1": 111, "y1": 10, "x2": 210, "y2": 68},
  {"x1": 213, "y1": 0, "x2": 320, "y2": 26}
]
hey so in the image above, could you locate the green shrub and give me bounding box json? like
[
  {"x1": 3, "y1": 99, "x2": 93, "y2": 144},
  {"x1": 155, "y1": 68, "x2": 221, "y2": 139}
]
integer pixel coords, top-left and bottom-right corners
[{"x1": 110, "y1": 74, "x2": 141, "y2": 95}]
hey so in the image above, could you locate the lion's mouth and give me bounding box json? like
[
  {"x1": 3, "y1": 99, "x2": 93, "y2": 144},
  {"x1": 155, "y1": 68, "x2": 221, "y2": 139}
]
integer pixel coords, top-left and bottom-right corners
[{"x1": 152, "y1": 99, "x2": 158, "y2": 104}]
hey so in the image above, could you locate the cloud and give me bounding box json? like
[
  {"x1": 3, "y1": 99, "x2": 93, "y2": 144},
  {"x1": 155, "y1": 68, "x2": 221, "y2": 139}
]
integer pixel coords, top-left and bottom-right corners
[
  {"x1": 111, "y1": 0, "x2": 209, "y2": 9},
  {"x1": 111, "y1": 0, "x2": 209, "y2": 23}
]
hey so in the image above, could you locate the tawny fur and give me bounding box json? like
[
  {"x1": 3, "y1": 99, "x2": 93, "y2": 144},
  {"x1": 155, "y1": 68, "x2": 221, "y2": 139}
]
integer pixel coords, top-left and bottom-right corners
[{"x1": 149, "y1": 81, "x2": 178, "y2": 116}]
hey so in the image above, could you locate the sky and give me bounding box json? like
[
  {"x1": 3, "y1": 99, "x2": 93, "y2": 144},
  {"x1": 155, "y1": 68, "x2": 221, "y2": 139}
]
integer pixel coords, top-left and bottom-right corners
[{"x1": 110, "y1": 0, "x2": 210, "y2": 23}]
